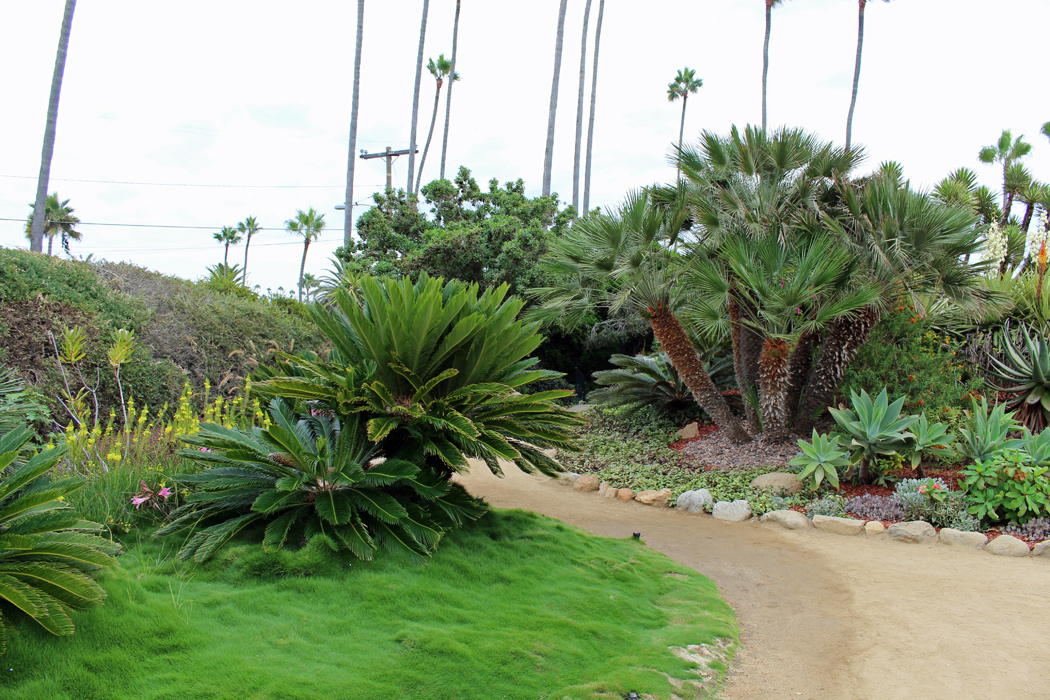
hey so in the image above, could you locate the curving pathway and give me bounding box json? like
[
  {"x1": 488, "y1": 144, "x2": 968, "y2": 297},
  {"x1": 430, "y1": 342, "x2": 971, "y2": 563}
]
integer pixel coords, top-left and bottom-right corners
[{"x1": 456, "y1": 461, "x2": 1050, "y2": 700}]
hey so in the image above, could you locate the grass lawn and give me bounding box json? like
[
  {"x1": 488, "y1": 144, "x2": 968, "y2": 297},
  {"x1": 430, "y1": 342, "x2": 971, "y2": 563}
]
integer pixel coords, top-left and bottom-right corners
[{"x1": 0, "y1": 509, "x2": 736, "y2": 700}]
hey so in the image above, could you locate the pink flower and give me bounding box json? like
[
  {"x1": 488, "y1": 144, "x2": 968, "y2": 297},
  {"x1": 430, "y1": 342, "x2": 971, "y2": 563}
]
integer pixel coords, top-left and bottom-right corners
[
  {"x1": 131, "y1": 495, "x2": 149, "y2": 509},
  {"x1": 158, "y1": 487, "x2": 173, "y2": 501}
]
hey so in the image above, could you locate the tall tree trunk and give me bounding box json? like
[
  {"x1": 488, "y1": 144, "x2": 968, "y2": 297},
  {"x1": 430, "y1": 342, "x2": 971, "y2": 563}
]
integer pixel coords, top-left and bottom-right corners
[
  {"x1": 844, "y1": 0, "x2": 866, "y2": 150},
  {"x1": 792, "y1": 307, "x2": 880, "y2": 435},
  {"x1": 728, "y1": 297, "x2": 761, "y2": 434},
  {"x1": 406, "y1": 0, "x2": 430, "y2": 196},
  {"x1": 298, "y1": 240, "x2": 311, "y2": 303},
  {"x1": 439, "y1": 0, "x2": 461, "y2": 181},
  {"x1": 784, "y1": 329, "x2": 816, "y2": 429},
  {"x1": 678, "y1": 94, "x2": 688, "y2": 151},
  {"x1": 542, "y1": 0, "x2": 569, "y2": 198},
  {"x1": 242, "y1": 232, "x2": 252, "y2": 284},
  {"x1": 31, "y1": 0, "x2": 77, "y2": 253},
  {"x1": 1021, "y1": 202, "x2": 1035, "y2": 233},
  {"x1": 582, "y1": 0, "x2": 605, "y2": 214},
  {"x1": 1000, "y1": 192, "x2": 1015, "y2": 226},
  {"x1": 758, "y1": 337, "x2": 793, "y2": 442},
  {"x1": 224, "y1": 244, "x2": 230, "y2": 266},
  {"x1": 344, "y1": 0, "x2": 365, "y2": 245},
  {"x1": 649, "y1": 305, "x2": 752, "y2": 444},
  {"x1": 761, "y1": 2, "x2": 772, "y2": 132},
  {"x1": 415, "y1": 79, "x2": 443, "y2": 193},
  {"x1": 572, "y1": 0, "x2": 592, "y2": 211}
]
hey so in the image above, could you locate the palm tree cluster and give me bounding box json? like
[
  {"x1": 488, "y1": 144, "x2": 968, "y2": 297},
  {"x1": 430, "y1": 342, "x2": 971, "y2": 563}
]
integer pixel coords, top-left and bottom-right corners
[
  {"x1": 533, "y1": 126, "x2": 988, "y2": 446},
  {"x1": 24, "y1": 193, "x2": 81, "y2": 256}
]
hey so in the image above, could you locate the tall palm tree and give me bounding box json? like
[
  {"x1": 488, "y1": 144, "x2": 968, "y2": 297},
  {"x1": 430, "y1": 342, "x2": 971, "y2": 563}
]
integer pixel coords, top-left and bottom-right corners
[
  {"x1": 979, "y1": 129, "x2": 1033, "y2": 211},
  {"x1": 415, "y1": 55, "x2": 459, "y2": 193},
  {"x1": 24, "y1": 192, "x2": 80, "y2": 256},
  {"x1": 571, "y1": 0, "x2": 593, "y2": 211},
  {"x1": 344, "y1": 0, "x2": 365, "y2": 246},
  {"x1": 542, "y1": 0, "x2": 569, "y2": 198},
  {"x1": 31, "y1": 0, "x2": 77, "y2": 253},
  {"x1": 439, "y1": 0, "x2": 462, "y2": 181},
  {"x1": 845, "y1": 1, "x2": 890, "y2": 150},
  {"x1": 237, "y1": 216, "x2": 261, "y2": 284},
  {"x1": 583, "y1": 0, "x2": 606, "y2": 214},
  {"x1": 668, "y1": 68, "x2": 703, "y2": 157},
  {"x1": 406, "y1": 0, "x2": 431, "y2": 196},
  {"x1": 761, "y1": 0, "x2": 788, "y2": 131},
  {"x1": 213, "y1": 226, "x2": 242, "y2": 266},
  {"x1": 286, "y1": 208, "x2": 326, "y2": 303}
]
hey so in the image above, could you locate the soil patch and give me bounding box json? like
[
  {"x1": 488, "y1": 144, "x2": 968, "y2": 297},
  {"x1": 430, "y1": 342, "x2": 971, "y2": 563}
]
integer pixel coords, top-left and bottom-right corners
[{"x1": 676, "y1": 427, "x2": 803, "y2": 470}]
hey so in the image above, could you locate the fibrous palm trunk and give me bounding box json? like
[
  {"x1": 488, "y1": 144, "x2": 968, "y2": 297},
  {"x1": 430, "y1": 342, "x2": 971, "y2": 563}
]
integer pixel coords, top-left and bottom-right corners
[
  {"x1": 844, "y1": 0, "x2": 866, "y2": 150},
  {"x1": 649, "y1": 304, "x2": 752, "y2": 444},
  {"x1": 344, "y1": 0, "x2": 365, "y2": 245},
  {"x1": 783, "y1": 329, "x2": 816, "y2": 429},
  {"x1": 792, "y1": 307, "x2": 880, "y2": 435},
  {"x1": 572, "y1": 0, "x2": 592, "y2": 211},
  {"x1": 406, "y1": 0, "x2": 430, "y2": 196},
  {"x1": 31, "y1": 0, "x2": 77, "y2": 253},
  {"x1": 728, "y1": 298, "x2": 761, "y2": 434},
  {"x1": 298, "y1": 239, "x2": 311, "y2": 303},
  {"x1": 758, "y1": 337, "x2": 793, "y2": 442},
  {"x1": 1021, "y1": 202, "x2": 1035, "y2": 233},
  {"x1": 761, "y1": 2, "x2": 772, "y2": 132},
  {"x1": 243, "y1": 231, "x2": 253, "y2": 284},
  {"x1": 439, "y1": 0, "x2": 461, "y2": 180},
  {"x1": 415, "y1": 78, "x2": 443, "y2": 193},
  {"x1": 223, "y1": 243, "x2": 230, "y2": 266},
  {"x1": 582, "y1": 0, "x2": 605, "y2": 213},
  {"x1": 542, "y1": 0, "x2": 568, "y2": 198}
]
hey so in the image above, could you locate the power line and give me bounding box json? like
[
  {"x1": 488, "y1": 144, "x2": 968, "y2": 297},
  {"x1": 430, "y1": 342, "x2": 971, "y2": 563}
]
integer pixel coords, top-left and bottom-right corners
[{"x1": 0, "y1": 174, "x2": 385, "y2": 189}]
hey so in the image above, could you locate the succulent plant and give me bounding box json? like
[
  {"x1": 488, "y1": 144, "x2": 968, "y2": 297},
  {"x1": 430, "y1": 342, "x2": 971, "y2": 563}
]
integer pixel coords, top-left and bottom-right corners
[
  {"x1": 1003, "y1": 517, "x2": 1050, "y2": 542},
  {"x1": 805, "y1": 495, "x2": 847, "y2": 518},
  {"x1": 829, "y1": 388, "x2": 918, "y2": 484},
  {"x1": 845, "y1": 493, "x2": 904, "y2": 521},
  {"x1": 956, "y1": 396, "x2": 1026, "y2": 463},
  {"x1": 987, "y1": 322, "x2": 1050, "y2": 432},
  {"x1": 789, "y1": 430, "x2": 851, "y2": 491}
]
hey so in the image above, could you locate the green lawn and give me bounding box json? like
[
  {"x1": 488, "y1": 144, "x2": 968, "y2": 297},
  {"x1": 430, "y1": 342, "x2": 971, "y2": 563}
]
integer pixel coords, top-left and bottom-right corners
[{"x1": 0, "y1": 510, "x2": 736, "y2": 700}]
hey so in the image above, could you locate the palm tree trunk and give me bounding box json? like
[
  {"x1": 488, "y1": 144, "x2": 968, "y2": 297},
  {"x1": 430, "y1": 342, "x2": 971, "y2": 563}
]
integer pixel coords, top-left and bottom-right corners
[
  {"x1": 784, "y1": 329, "x2": 816, "y2": 429},
  {"x1": 582, "y1": 0, "x2": 605, "y2": 214},
  {"x1": 792, "y1": 307, "x2": 880, "y2": 435},
  {"x1": 1000, "y1": 192, "x2": 1015, "y2": 226},
  {"x1": 572, "y1": 0, "x2": 592, "y2": 211},
  {"x1": 844, "y1": 0, "x2": 866, "y2": 150},
  {"x1": 758, "y1": 337, "x2": 793, "y2": 442},
  {"x1": 542, "y1": 0, "x2": 569, "y2": 198},
  {"x1": 415, "y1": 80, "x2": 443, "y2": 193},
  {"x1": 406, "y1": 0, "x2": 430, "y2": 196},
  {"x1": 761, "y1": 2, "x2": 772, "y2": 132},
  {"x1": 439, "y1": 0, "x2": 461, "y2": 181},
  {"x1": 728, "y1": 298, "x2": 760, "y2": 434},
  {"x1": 224, "y1": 244, "x2": 229, "y2": 266},
  {"x1": 1021, "y1": 202, "x2": 1035, "y2": 233},
  {"x1": 298, "y1": 240, "x2": 311, "y2": 303},
  {"x1": 31, "y1": 0, "x2": 77, "y2": 253},
  {"x1": 344, "y1": 0, "x2": 365, "y2": 245},
  {"x1": 678, "y1": 95, "x2": 688, "y2": 151},
  {"x1": 649, "y1": 305, "x2": 752, "y2": 444},
  {"x1": 242, "y1": 232, "x2": 252, "y2": 284}
]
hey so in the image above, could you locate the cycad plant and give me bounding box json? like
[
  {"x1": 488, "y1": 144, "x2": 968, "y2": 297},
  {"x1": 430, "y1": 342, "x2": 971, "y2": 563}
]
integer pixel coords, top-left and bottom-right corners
[
  {"x1": 987, "y1": 322, "x2": 1050, "y2": 432},
  {"x1": 0, "y1": 426, "x2": 120, "y2": 653},
  {"x1": 589, "y1": 353, "x2": 695, "y2": 417}
]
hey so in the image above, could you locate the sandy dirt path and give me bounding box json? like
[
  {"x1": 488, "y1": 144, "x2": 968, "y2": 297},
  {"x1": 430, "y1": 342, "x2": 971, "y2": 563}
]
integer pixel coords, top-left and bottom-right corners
[{"x1": 456, "y1": 461, "x2": 1050, "y2": 700}]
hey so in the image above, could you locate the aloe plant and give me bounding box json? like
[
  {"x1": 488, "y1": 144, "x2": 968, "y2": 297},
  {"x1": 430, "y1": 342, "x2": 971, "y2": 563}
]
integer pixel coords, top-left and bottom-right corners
[
  {"x1": 789, "y1": 430, "x2": 851, "y2": 491},
  {"x1": 988, "y1": 322, "x2": 1050, "y2": 431},
  {"x1": 906, "y1": 413, "x2": 956, "y2": 477},
  {"x1": 956, "y1": 396, "x2": 1026, "y2": 463},
  {"x1": 829, "y1": 388, "x2": 918, "y2": 484}
]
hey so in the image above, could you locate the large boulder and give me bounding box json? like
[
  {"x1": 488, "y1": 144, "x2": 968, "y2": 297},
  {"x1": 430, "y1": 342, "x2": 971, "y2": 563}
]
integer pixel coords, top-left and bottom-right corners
[
  {"x1": 760, "y1": 509, "x2": 811, "y2": 530},
  {"x1": 557, "y1": 472, "x2": 580, "y2": 486},
  {"x1": 813, "y1": 515, "x2": 865, "y2": 536},
  {"x1": 712, "y1": 500, "x2": 752, "y2": 522},
  {"x1": 938, "y1": 528, "x2": 987, "y2": 550},
  {"x1": 887, "y1": 521, "x2": 937, "y2": 544},
  {"x1": 749, "y1": 472, "x2": 804, "y2": 496},
  {"x1": 985, "y1": 535, "x2": 1030, "y2": 557},
  {"x1": 573, "y1": 474, "x2": 600, "y2": 492},
  {"x1": 635, "y1": 489, "x2": 672, "y2": 507},
  {"x1": 675, "y1": 422, "x2": 700, "y2": 439},
  {"x1": 616, "y1": 488, "x2": 635, "y2": 503},
  {"x1": 676, "y1": 489, "x2": 714, "y2": 514}
]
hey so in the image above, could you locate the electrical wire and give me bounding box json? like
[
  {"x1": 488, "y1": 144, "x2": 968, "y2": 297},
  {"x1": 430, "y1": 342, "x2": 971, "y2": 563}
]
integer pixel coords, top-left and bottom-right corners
[{"x1": 0, "y1": 174, "x2": 384, "y2": 189}]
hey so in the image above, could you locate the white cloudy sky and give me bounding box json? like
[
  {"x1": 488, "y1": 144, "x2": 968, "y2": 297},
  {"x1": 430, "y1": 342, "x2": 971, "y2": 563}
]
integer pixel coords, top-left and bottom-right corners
[{"x1": 1, "y1": 0, "x2": 1048, "y2": 293}]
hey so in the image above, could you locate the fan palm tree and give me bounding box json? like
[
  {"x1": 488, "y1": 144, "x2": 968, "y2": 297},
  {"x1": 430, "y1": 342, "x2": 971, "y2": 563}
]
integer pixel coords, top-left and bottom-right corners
[
  {"x1": 1001, "y1": 162, "x2": 1032, "y2": 226},
  {"x1": 406, "y1": 0, "x2": 431, "y2": 196},
  {"x1": 415, "y1": 54, "x2": 459, "y2": 193},
  {"x1": 542, "y1": 0, "x2": 569, "y2": 198},
  {"x1": 979, "y1": 129, "x2": 1033, "y2": 211},
  {"x1": 344, "y1": 0, "x2": 365, "y2": 245},
  {"x1": 30, "y1": 0, "x2": 77, "y2": 254},
  {"x1": 583, "y1": 0, "x2": 606, "y2": 214},
  {"x1": 439, "y1": 0, "x2": 461, "y2": 181},
  {"x1": 571, "y1": 0, "x2": 593, "y2": 211},
  {"x1": 668, "y1": 67, "x2": 704, "y2": 159},
  {"x1": 761, "y1": 0, "x2": 789, "y2": 131},
  {"x1": 286, "y1": 208, "x2": 326, "y2": 302},
  {"x1": 213, "y1": 226, "x2": 242, "y2": 267},
  {"x1": 237, "y1": 216, "x2": 261, "y2": 284},
  {"x1": 1017, "y1": 179, "x2": 1046, "y2": 234},
  {"x1": 24, "y1": 193, "x2": 81, "y2": 256},
  {"x1": 845, "y1": 0, "x2": 890, "y2": 150}
]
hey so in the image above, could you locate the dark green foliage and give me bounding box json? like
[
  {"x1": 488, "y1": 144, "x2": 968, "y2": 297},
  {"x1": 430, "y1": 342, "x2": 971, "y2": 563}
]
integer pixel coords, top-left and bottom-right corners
[
  {"x1": 987, "y1": 322, "x2": 1050, "y2": 432},
  {"x1": 962, "y1": 450, "x2": 1050, "y2": 524},
  {"x1": 590, "y1": 353, "x2": 696, "y2": 416},
  {"x1": 0, "y1": 367, "x2": 50, "y2": 435}
]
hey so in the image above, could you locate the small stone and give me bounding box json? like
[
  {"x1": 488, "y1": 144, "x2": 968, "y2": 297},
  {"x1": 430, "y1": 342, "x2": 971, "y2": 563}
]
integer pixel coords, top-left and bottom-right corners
[
  {"x1": 541, "y1": 448, "x2": 558, "y2": 459},
  {"x1": 887, "y1": 520, "x2": 937, "y2": 544},
  {"x1": 986, "y1": 535, "x2": 1030, "y2": 557},
  {"x1": 749, "y1": 472, "x2": 804, "y2": 496},
  {"x1": 556, "y1": 471, "x2": 580, "y2": 486},
  {"x1": 938, "y1": 528, "x2": 987, "y2": 549},
  {"x1": 598, "y1": 481, "x2": 616, "y2": 497},
  {"x1": 573, "y1": 474, "x2": 600, "y2": 492},
  {"x1": 1032, "y1": 540, "x2": 1050, "y2": 557},
  {"x1": 676, "y1": 489, "x2": 713, "y2": 514},
  {"x1": 760, "y1": 509, "x2": 811, "y2": 530},
  {"x1": 864, "y1": 521, "x2": 885, "y2": 536},
  {"x1": 635, "y1": 489, "x2": 672, "y2": 507},
  {"x1": 617, "y1": 489, "x2": 635, "y2": 503},
  {"x1": 813, "y1": 515, "x2": 865, "y2": 536},
  {"x1": 712, "y1": 500, "x2": 752, "y2": 522},
  {"x1": 675, "y1": 422, "x2": 700, "y2": 439}
]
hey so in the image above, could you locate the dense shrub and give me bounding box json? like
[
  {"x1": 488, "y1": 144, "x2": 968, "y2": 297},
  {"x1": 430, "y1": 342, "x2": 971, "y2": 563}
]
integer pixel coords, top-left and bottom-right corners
[
  {"x1": 805, "y1": 495, "x2": 848, "y2": 518},
  {"x1": 845, "y1": 493, "x2": 905, "y2": 521}
]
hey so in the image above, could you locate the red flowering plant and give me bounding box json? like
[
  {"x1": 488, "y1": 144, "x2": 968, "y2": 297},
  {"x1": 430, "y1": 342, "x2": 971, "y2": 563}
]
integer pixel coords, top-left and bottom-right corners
[{"x1": 131, "y1": 480, "x2": 175, "y2": 515}]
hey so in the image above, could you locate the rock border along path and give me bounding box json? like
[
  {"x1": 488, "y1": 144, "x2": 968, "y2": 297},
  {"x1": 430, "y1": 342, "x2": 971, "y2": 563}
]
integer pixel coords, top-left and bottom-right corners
[{"x1": 456, "y1": 460, "x2": 1050, "y2": 700}]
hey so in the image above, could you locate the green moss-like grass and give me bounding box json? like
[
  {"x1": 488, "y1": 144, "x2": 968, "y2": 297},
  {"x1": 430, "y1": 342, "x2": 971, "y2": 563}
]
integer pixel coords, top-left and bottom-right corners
[{"x1": 0, "y1": 510, "x2": 736, "y2": 700}]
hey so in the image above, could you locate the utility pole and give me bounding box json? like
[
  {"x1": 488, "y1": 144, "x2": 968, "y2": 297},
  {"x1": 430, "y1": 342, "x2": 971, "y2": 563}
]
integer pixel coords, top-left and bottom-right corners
[{"x1": 360, "y1": 146, "x2": 417, "y2": 191}]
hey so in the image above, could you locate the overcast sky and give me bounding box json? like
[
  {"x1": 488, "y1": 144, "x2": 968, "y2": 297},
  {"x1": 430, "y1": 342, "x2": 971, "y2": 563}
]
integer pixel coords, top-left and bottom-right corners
[{"x1": 2, "y1": 0, "x2": 1048, "y2": 293}]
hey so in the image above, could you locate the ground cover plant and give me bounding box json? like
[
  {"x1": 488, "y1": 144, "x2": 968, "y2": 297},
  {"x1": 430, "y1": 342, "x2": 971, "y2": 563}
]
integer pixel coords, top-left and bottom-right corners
[{"x1": 0, "y1": 511, "x2": 737, "y2": 700}]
